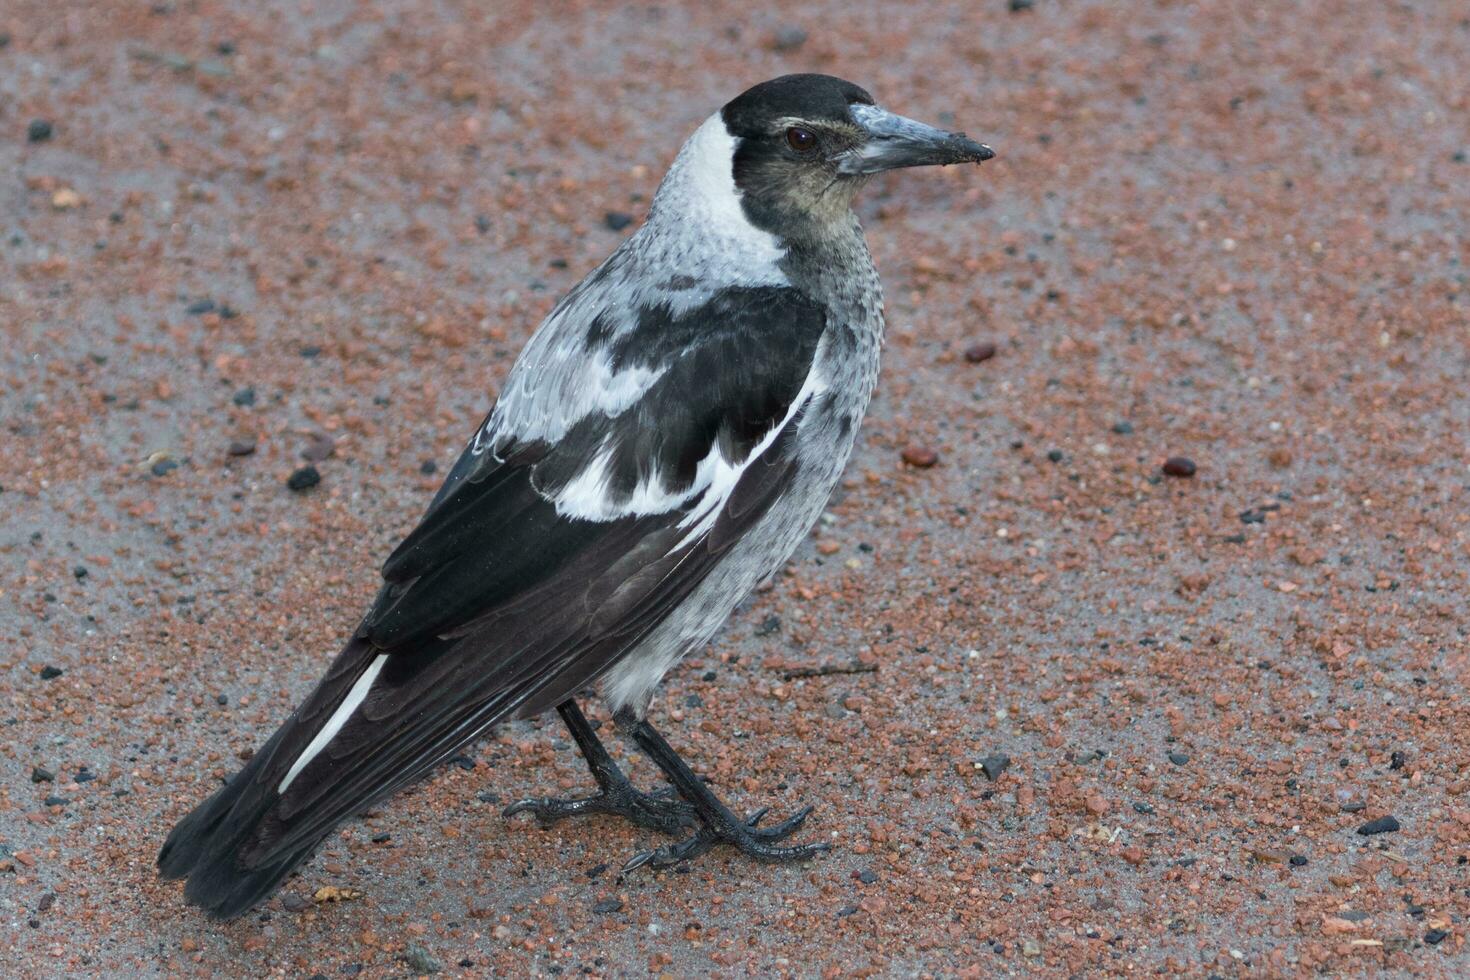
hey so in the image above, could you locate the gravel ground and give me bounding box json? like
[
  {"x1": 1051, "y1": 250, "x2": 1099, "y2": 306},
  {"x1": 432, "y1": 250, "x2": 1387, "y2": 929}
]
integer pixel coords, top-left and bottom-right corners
[{"x1": 3, "y1": 0, "x2": 1469, "y2": 976}]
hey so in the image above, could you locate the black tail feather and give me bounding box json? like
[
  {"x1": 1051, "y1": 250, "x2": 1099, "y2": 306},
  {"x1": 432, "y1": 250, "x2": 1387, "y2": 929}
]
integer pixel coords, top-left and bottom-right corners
[
  {"x1": 157, "y1": 723, "x2": 323, "y2": 919},
  {"x1": 157, "y1": 640, "x2": 384, "y2": 919},
  {"x1": 157, "y1": 634, "x2": 522, "y2": 919}
]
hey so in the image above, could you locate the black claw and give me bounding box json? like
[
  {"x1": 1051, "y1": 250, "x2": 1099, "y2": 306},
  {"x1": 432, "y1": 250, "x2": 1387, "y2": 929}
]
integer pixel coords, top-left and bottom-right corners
[
  {"x1": 753, "y1": 804, "x2": 813, "y2": 840},
  {"x1": 620, "y1": 848, "x2": 659, "y2": 875},
  {"x1": 502, "y1": 787, "x2": 695, "y2": 835},
  {"x1": 503, "y1": 799, "x2": 536, "y2": 818},
  {"x1": 620, "y1": 804, "x2": 827, "y2": 874},
  {"x1": 502, "y1": 795, "x2": 598, "y2": 825}
]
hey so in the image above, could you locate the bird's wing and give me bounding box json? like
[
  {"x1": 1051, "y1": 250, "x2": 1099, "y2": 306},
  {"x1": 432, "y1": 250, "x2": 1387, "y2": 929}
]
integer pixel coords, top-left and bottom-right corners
[
  {"x1": 240, "y1": 284, "x2": 833, "y2": 862},
  {"x1": 368, "y1": 283, "x2": 830, "y2": 650}
]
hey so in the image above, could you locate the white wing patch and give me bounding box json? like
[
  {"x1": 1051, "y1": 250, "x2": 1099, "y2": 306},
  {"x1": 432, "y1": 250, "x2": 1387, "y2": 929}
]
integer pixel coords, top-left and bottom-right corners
[
  {"x1": 278, "y1": 654, "x2": 388, "y2": 794},
  {"x1": 550, "y1": 365, "x2": 827, "y2": 541},
  {"x1": 477, "y1": 345, "x2": 666, "y2": 455},
  {"x1": 671, "y1": 367, "x2": 827, "y2": 550}
]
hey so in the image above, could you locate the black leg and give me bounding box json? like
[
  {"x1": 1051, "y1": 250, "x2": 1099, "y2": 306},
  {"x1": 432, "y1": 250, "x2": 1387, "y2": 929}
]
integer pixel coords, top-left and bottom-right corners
[
  {"x1": 503, "y1": 700, "x2": 695, "y2": 836},
  {"x1": 617, "y1": 712, "x2": 830, "y2": 873}
]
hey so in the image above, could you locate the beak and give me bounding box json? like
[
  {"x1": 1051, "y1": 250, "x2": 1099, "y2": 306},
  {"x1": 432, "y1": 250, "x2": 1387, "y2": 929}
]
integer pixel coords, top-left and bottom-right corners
[{"x1": 837, "y1": 103, "x2": 994, "y2": 176}]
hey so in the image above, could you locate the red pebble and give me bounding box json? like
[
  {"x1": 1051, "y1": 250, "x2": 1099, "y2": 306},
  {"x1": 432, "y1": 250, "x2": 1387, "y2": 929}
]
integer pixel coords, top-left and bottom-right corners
[
  {"x1": 1162, "y1": 456, "x2": 1197, "y2": 477},
  {"x1": 901, "y1": 446, "x2": 939, "y2": 468},
  {"x1": 963, "y1": 342, "x2": 998, "y2": 363}
]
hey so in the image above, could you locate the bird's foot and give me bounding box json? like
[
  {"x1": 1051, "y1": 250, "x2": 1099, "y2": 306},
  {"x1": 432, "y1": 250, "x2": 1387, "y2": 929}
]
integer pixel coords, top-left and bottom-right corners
[
  {"x1": 504, "y1": 781, "x2": 695, "y2": 836},
  {"x1": 620, "y1": 803, "x2": 828, "y2": 873}
]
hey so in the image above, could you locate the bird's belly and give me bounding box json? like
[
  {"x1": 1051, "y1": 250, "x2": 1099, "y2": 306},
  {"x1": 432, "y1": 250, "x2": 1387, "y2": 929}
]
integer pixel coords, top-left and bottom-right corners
[{"x1": 599, "y1": 397, "x2": 867, "y2": 717}]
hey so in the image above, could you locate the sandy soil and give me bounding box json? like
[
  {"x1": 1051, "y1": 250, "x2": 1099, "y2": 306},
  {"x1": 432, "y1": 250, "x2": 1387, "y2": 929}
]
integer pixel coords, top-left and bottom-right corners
[{"x1": 3, "y1": 0, "x2": 1468, "y2": 975}]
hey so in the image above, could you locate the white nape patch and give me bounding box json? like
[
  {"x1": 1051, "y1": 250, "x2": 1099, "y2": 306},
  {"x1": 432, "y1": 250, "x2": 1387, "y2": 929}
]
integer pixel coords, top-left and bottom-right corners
[
  {"x1": 277, "y1": 654, "x2": 388, "y2": 794},
  {"x1": 651, "y1": 113, "x2": 784, "y2": 263},
  {"x1": 671, "y1": 366, "x2": 828, "y2": 551}
]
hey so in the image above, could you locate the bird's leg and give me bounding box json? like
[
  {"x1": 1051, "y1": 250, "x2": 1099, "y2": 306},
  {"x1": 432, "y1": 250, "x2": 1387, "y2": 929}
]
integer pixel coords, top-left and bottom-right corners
[
  {"x1": 503, "y1": 700, "x2": 696, "y2": 836},
  {"x1": 616, "y1": 709, "x2": 830, "y2": 873}
]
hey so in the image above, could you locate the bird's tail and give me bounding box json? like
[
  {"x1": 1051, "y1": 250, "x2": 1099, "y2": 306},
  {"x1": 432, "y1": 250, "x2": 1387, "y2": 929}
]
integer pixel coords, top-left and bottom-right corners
[{"x1": 158, "y1": 632, "x2": 509, "y2": 919}]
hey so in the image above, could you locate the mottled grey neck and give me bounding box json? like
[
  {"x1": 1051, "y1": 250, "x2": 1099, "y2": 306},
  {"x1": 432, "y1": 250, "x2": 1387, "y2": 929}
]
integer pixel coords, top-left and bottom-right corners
[{"x1": 780, "y1": 213, "x2": 883, "y2": 335}]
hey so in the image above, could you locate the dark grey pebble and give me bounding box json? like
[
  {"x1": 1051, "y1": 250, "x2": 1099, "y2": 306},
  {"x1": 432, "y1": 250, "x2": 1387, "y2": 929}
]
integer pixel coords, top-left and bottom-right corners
[
  {"x1": 1133, "y1": 802, "x2": 1155, "y2": 814},
  {"x1": 1168, "y1": 752, "x2": 1190, "y2": 766},
  {"x1": 1046, "y1": 449, "x2": 1064, "y2": 463},
  {"x1": 603, "y1": 212, "x2": 633, "y2": 231},
  {"x1": 286, "y1": 466, "x2": 320, "y2": 491},
  {"x1": 185, "y1": 298, "x2": 216, "y2": 315},
  {"x1": 772, "y1": 26, "x2": 808, "y2": 51},
  {"x1": 1425, "y1": 928, "x2": 1448, "y2": 945},
  {"x1": 592, "y1": 897, "x2": 624, "y2": 914},
  {"x1": 856, "y1": 868, "x2": 877, "y2": 884},
  {"x1": 31, "y1": 767, "x2": 54, "y2": 783},
  {"x1": 39, "y1": 665, "x2": 63, "y2": 680},
  {"x1": 585, "y1": 863, "x2": 607, "y2": 879},
  {"x1": 73, "y1": 565, "x2": 88, "y2": 580},
  {"x1": 43, "y1": 795, "x2": 67, "y2": 807},
  {"x1": 1289, "y1": 855, "x2": 1308, "y2": 866},
  {"x1": 228, "y1": 439, "x2": 257, "y2": 457},
  {"x1": 400, "y1": 943, "x2": 442, "y2": 974},
  {"x1": 232, "y1": 387, "x2": 256, "y2": 406},
  {"x1": 151, "y1": 458, "x2": 179, "y2": 477},
  {"x1": 1111, "y1": 420, "x2": 1134, "y2": 435},
  {"x1": 980, "y1": 754, "x2": 1011, "y2": 781},
  {"x1": 837, "y1": 904, "x2": 859, "y2": 917},
  {"x1": 1357, "y1": 815, "x2": 1400, "y2": 835},
  {"x1": 754, "y1": 614, "x2": 781, "y2": 636},
  {"x1": 419, "y1": 459, "x2": 438, "y2": 475},
  {"x1": 27, "y1": 119, "x2": 53, "y2": 143}
]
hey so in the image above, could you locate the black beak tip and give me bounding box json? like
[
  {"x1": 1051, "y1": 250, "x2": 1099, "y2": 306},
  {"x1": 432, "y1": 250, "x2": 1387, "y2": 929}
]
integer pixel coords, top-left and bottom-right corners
[{"x1": 952, "y1": 135, "x2": 994, "y2": 164}]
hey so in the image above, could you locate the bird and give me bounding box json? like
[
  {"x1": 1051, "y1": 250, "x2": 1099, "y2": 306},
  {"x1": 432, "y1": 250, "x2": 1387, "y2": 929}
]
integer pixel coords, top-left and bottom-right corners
[{"x1": 158, "y1": 72, "x2": 993, "y2": 919}]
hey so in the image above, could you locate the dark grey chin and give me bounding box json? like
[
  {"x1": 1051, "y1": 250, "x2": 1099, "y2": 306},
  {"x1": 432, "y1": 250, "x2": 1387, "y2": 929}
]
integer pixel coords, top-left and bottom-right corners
[{"x1": 837, "y1": 103, "x2": 994, "y2": 176}]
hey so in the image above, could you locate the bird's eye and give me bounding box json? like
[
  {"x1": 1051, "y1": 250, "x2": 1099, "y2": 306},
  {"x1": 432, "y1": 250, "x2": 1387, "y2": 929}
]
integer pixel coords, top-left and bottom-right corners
[{"x1": 785, "y1": 126, "x2": 817, "y2": 153}]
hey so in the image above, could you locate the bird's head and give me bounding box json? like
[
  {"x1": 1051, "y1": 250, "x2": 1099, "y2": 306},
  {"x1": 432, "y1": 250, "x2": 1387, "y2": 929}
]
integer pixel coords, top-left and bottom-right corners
[{"x1": 715, "y1": 73, "x2": 994, "y2": 240}]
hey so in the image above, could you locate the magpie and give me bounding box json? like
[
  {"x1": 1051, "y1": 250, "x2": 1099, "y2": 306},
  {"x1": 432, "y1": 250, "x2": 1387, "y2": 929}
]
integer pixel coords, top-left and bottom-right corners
[{"x1": 158, "y1": 73, "x2": 993, "y2": 919}]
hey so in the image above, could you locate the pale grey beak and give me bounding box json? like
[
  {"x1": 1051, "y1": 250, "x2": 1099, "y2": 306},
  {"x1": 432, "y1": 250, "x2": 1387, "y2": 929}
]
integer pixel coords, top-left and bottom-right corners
[{"x1": 837, "y1": 103, "x2": 994, "y2": 176}]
